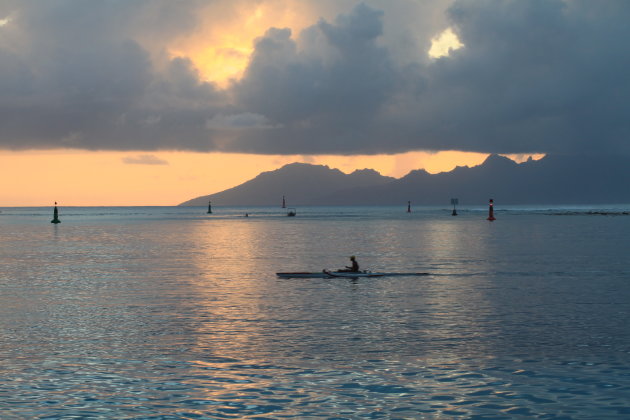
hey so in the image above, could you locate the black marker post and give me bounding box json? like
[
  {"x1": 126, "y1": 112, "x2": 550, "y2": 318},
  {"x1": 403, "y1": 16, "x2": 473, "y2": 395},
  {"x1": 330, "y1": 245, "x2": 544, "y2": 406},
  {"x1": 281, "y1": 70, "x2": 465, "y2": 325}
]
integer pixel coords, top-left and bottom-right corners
[{"x1": 51, "y1": 202, "x2": 61, "y2": 224}]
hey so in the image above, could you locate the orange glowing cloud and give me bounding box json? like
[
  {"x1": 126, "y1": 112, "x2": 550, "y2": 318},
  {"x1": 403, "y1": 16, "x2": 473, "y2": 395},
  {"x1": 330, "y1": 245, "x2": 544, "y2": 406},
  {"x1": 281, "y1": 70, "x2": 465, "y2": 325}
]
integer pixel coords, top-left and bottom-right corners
[{"x1": 167, "y1": 1, "x2": 332, "y2": 87}]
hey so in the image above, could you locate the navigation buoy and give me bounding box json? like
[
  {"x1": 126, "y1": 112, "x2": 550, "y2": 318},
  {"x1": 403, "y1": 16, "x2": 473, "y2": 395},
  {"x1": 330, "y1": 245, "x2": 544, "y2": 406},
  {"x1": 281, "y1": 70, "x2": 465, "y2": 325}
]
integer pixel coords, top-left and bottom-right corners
[
  {"x1": 51, "y1": 202, "x2": 61, "y2": 224},
  {"x1": 207, "y1": 200, "x2": 212, "y2": 214},
  {"x1": 451, "y1": 198, "x2": 458, "y2": 216},
  {"x1": 487, "y1": 198, "x2": 496, "y2": 221},
  {"x1": 282, "y1": 196, "x2": 286, "y2": 208},
  {"x1": 407, "y1": 201, "x2": 411, "y2": 213}
]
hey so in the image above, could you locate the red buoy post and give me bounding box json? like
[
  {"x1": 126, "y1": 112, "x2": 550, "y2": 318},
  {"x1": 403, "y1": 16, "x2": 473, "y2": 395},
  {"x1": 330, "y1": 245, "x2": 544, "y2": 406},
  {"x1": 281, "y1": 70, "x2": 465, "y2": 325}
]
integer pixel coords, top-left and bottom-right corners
[{"x1": 487, "y1": 198, "x2": 496, "y2": 221}]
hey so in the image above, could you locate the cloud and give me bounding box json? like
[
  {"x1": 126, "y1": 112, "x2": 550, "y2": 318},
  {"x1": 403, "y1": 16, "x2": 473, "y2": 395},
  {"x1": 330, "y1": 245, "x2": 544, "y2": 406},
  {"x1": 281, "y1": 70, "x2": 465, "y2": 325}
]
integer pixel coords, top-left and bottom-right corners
[
  {"x1": 0, "y1": 0, "x2": 629, "y2": 157},
  {"x1": 122, "y1": 154, "x2": 169, "y2": 165},
  {"x1": 230, "y1": 3, "x2": 398, "y2": 153},
  {"x1": 428, "y1": 27, "x2": 463, "y2": 58},
  {"x1": 410, "y1": 0, "x2": 630, "y2": 155},
  {"x1": 205, "y1": 112, "x2": 277, "y2": 130},
  {"x1": 0, "y1": 0, "x2": 224, "y2": 151}
]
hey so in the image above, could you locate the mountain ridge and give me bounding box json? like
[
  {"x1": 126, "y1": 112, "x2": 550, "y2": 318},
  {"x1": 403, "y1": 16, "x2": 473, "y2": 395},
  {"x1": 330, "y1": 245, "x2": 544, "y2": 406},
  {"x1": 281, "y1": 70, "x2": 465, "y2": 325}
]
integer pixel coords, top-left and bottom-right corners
[{"x1": 179, "y1": 154, "x2": 630, "y2": 206}]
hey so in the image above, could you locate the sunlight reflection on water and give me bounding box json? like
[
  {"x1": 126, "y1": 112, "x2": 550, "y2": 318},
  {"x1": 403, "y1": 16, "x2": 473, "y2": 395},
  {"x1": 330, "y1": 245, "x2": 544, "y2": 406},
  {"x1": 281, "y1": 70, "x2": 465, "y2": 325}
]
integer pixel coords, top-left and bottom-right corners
[{"x1": 1, "y1": 206, "x2": 629, "y2": 418}]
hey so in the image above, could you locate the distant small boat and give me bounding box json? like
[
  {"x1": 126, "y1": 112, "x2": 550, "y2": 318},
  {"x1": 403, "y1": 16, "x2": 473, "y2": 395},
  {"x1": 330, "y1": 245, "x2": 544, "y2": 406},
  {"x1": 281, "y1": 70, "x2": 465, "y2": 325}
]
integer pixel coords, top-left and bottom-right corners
[
  {"x1": 276, "y1": 271, "x2": 430, "y2": 279},
  {"x1": 287, "y1": 208, "x2": 296, "y2": 217}
]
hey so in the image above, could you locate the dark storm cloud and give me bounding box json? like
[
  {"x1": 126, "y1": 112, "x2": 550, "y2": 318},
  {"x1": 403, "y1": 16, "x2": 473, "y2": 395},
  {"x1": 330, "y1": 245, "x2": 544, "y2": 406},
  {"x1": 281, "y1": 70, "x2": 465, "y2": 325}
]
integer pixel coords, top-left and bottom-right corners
[
  {"x1": 0, "y1": 0, "x2": 224, "y2": 150},
  {"x1": 230, "y1": 4, "x2": 396, "y2": 153},
  {"x1": 229, "y1": 0, "x2": 630, "y2": 155},
  {"x1": 409, "y1": 0, "x2": 630, "y2": 155},
  {"x1": 1, "y1": 0, "x2": 629, "y2": 155}
]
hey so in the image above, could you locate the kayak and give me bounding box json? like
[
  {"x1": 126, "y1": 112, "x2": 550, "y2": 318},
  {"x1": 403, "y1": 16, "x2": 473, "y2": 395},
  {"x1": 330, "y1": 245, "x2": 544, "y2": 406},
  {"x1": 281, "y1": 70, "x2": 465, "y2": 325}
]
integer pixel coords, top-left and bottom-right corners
[
  {"x1": 324, "y1": 270, "x2": 385, "y2": 278},
  {"x1": 276, "y1": 271, "x2": 430, "y2": 279}
]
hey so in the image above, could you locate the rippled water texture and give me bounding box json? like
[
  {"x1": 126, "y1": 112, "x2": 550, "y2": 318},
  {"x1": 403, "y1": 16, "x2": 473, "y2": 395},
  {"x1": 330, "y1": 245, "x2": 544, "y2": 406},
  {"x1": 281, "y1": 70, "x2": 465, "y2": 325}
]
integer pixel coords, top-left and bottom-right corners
[{"x1": 1, "y1": 206, "x2": 629, "y2": 418}]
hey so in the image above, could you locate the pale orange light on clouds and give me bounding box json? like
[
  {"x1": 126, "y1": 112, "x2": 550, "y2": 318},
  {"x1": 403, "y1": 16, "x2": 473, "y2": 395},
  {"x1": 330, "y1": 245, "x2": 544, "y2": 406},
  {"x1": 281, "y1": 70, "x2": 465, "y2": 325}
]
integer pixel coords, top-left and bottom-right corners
[
  {"x1": 0, "y1": 149, "x2": 543, "y2": 206},
  {"x1": 167, "y1": 2, "x2": 463, "y2": 87},
  {"x1": 168, "y1": 1, "x2": 331, "y2": 87},
  {"x1": 428, "y1": 27, "x2": 464, "y2": 58}
]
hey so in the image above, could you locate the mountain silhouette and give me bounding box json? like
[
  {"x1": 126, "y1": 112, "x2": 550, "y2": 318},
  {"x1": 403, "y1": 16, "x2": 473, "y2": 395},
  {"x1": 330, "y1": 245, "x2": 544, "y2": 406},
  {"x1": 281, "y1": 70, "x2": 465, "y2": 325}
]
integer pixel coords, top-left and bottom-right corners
[
  {"x1": 179, "y1": 162, "x2": 395, "y2": 206},
  {"x1": 179, "y1": 155, "x2": 630, "y2": 206}
]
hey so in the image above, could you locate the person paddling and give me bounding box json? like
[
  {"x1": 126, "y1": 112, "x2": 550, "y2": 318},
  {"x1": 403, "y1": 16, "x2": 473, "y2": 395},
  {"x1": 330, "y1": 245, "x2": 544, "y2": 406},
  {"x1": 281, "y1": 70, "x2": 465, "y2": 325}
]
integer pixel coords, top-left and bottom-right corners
[{"x1": 340, "y1": 256, "x2": 359, "y2": 272}]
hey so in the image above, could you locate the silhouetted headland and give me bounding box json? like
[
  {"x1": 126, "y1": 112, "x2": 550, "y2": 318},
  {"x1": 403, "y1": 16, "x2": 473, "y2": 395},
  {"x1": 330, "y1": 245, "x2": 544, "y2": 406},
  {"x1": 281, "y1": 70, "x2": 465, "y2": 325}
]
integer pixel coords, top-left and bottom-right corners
[{"x1": 179, "y1": 155, "x2": 630, "y2": 207}]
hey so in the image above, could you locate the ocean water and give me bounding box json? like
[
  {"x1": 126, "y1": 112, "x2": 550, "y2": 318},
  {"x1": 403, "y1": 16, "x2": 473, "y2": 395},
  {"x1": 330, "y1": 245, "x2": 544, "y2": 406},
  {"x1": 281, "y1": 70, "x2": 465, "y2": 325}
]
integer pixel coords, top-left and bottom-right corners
[{"x1": 1, "y1": 205, "x2": 629, "y2": 419}]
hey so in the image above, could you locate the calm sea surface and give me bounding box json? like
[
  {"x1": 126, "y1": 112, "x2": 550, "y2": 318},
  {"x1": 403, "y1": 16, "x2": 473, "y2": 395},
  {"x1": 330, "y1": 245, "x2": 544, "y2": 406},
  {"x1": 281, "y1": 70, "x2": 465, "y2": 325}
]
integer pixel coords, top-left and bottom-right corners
[{"x1": 1, "y1": 205, "x2": 629, "y2": 419}]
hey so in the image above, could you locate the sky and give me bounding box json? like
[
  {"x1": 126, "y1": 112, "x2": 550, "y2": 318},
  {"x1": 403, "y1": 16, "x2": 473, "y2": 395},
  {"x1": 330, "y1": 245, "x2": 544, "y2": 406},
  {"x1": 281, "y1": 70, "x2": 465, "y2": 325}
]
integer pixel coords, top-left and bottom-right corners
[{"x1": 1, "y1": 0, "x2": 628, "y2": 206}]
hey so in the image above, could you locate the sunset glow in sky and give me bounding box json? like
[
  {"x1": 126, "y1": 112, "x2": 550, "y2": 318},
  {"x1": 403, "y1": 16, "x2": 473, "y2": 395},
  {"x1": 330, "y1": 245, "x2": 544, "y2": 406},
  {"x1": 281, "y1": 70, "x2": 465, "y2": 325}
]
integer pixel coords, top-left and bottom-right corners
[
  {"x1": 4, "y1": 149, "x2": 538, "y2": 206},
  {"x1": 1, "y1": 0, "x2": 627, "y2": 206}
]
